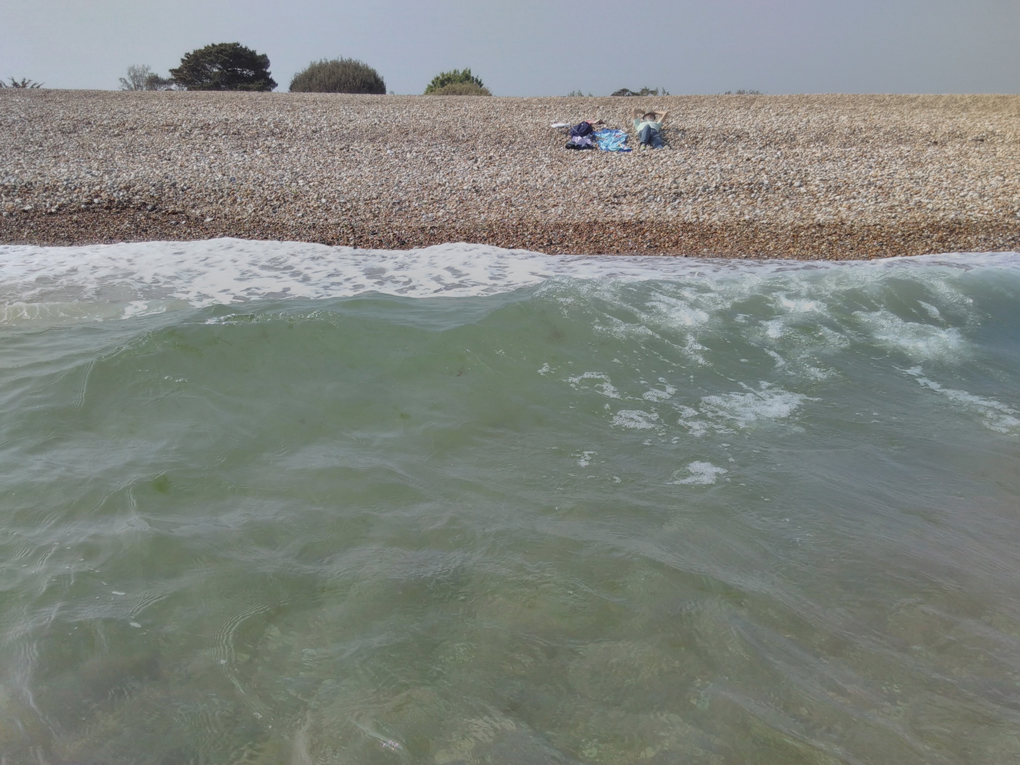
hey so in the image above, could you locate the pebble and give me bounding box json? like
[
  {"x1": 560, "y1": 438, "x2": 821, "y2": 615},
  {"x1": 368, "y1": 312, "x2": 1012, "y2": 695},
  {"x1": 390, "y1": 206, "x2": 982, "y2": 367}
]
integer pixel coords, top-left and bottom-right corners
[{"x1": 1, "y1": 90, "x2": 1019, "y2": 258}]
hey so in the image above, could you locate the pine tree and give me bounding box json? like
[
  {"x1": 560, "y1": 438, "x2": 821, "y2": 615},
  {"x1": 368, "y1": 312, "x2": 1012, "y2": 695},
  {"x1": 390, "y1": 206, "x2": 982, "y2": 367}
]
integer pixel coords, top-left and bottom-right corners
[{"x1": 170, "y1": 43, "x2": 277, "y2": 91}]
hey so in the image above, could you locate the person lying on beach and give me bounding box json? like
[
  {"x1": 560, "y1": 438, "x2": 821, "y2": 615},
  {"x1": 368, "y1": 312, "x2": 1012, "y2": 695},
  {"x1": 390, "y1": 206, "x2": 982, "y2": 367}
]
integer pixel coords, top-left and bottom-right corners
[{"x1": 631, "y1": 109, "x2": 668, "y2": 149}]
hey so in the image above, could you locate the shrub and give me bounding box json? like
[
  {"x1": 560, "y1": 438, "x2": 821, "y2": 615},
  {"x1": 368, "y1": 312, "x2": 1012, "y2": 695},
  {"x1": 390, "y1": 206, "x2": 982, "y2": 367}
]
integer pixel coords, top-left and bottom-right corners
[
  {"x1": 290, "y1": 58, "x2": 385, "y2": 94},
  {"x1": 0, "y1": 77, "x2": 43, "y2": 89},
  {"x1": 611, "y1": 86, "x2": 669, "y2": 97},
  {"x1": 424, "y1": 68, "x2": 486, "y2": 95},
  {"x1": 170, "y1": 43, "x2": 277, "y2": 91},
  {"x1": 723, "y1": 89, "x2": 763, "y2": 95},
  {"x1": 428, "y1": 81, "x2": 491, "y2": 96}
]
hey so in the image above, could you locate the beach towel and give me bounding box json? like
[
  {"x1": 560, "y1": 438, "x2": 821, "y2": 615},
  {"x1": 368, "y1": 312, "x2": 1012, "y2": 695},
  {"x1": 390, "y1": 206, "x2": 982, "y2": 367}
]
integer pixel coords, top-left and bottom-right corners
[{"x1": 594, "y1": 129, "x2": 632, "y2": 152}]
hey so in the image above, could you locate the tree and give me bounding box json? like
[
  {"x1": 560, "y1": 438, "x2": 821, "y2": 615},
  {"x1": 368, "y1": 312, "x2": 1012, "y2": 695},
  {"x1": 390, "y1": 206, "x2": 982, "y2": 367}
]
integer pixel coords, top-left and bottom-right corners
[
  {"x1": 424, "y1": 68, "x2": 486, "y2": 95},
  {"x1": 0, "y1": 77, "x2": 43, "y2": 89},
  {"x1": 119, "y1": 64, "x2": 151, "y2": 90},
  {"x1": 170, "y1": 43, "x2": 277, "y2": 91},
  {"x1": 119, "y1": 64, "x2": 148, "y2": 90},
  {"x1": 144, "y1": 73, "x2": 176, "y2": 91},
  {"x1": 290, "y1": 58, "x2": 385, "y2": 94},
  {"x1": 120, "y1": 65, "x2": 177, "y2": 91}
]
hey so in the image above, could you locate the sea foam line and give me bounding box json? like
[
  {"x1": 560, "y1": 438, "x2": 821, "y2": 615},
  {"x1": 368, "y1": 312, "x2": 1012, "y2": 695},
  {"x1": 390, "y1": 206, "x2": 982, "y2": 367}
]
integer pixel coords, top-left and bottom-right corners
[{"x1": 1, "y1": 239, "x2": 1018, "y2": 312}]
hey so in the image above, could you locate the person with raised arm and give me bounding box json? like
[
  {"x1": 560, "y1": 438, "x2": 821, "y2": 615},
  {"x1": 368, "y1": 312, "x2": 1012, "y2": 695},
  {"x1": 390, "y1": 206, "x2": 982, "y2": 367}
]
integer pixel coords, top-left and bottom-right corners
[{"x1": 631, "y1": 108, "x2": 668, "y2": 149}]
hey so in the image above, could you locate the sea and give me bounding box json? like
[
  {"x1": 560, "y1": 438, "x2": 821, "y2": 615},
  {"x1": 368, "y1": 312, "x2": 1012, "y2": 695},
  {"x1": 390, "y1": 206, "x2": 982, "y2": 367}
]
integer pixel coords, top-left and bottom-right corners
[{"x1": 1, "y1": 238, "x2": 1019, "y2": 764}]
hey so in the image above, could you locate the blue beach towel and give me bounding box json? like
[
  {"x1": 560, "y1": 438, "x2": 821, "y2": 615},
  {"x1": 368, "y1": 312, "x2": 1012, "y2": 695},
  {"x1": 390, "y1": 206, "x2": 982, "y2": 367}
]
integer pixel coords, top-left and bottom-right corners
[{"x1": 594, "y1": 129, "x2": 632, "y2": 152}]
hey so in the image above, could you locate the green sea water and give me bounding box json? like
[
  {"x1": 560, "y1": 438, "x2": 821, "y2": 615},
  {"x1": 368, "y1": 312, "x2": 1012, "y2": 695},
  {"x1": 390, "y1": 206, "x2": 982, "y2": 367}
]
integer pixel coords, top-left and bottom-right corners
[{"x1": 1, "y1": 243, "x2": 1019, "y2": 764}]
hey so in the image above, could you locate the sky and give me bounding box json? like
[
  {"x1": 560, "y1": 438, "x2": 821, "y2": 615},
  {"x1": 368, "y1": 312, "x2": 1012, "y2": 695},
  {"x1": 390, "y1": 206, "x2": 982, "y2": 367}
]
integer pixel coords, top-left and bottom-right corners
[{"x1": 2, "y1": 0, "x2": 1018, "y2": 95}]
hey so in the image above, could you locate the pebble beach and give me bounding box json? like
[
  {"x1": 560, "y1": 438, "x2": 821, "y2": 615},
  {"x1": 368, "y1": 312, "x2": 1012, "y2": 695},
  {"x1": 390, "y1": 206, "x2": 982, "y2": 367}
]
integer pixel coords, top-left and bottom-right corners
[{"x1": 2, "y1": 89, "x2": 1019, "y2": 258}]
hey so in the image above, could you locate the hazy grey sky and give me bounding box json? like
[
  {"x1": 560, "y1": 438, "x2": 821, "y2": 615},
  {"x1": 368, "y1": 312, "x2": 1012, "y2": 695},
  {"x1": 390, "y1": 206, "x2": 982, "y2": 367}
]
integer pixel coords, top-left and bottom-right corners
[{"x1": 3, "y1": 0, "x2": 1018, "y2": 95}]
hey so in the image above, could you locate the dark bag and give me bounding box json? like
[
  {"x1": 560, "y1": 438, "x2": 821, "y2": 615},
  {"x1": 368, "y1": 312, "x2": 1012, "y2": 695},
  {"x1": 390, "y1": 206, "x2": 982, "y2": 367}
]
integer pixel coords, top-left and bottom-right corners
[{"x1": 569, "y1": 121, "x2": 594, "y2": 138}]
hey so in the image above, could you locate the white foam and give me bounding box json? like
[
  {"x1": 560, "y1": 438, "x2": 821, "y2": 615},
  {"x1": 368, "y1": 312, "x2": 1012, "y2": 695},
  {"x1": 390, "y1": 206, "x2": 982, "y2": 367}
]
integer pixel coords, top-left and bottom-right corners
[
  {"x1": 595, "y1": 313, "x2": 660, "y2": 342},
  {"x1": 856, "y1": 310, "x2": 967, "y2": 363},
  {"x1": 761, "y1": 319, "x2": 787, "y2": 339},
  {"x1": 699, "y1": 383, "x2": 810, "y2": 429},
  {"x1": 671, "y1": 461, "x2": 728, "y2": 485},
  {"x1": 569, "y1": 372, "x2": 621, "y2": 399},
  {"x1": 643, "y1": 384, "x2": 676, "y2": 402},
  {"x1": 612, "y1": 410, "x2": 660, "y2": 430},
  {"x1": 816, "y1": 324, "x2": 851, "y2": 349},
  {"x1": 917, "y1": 300, "x2": 943, "y2": 321},
  {"x1": 645, "y1": 292, "x2": 711, "y2": 328},
  {"x1": 2, "y1": 239, "x2": 1016, "y2": 316},
  {"x1": 907, "y1": 369, "x2": 1020, "y2": 435},
  {"x1": 682, "y1": 335, "x2": 710, "y2": 366},
  {"x1": 677, "y1": 383, "x2": 811, "y2": 435},
  {"x1": 776, "y1": 293, "x2": 822, "y2": 313},
  {"x1": 0, "y1": 239, "x2": 568, "y2": 309}
]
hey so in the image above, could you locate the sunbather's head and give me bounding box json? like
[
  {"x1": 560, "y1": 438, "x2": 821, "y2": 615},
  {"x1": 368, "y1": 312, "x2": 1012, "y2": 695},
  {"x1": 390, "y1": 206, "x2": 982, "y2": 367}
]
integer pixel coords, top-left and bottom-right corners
[{"x1": 643, "y1": 112, "x2": 657, "y2": 122}]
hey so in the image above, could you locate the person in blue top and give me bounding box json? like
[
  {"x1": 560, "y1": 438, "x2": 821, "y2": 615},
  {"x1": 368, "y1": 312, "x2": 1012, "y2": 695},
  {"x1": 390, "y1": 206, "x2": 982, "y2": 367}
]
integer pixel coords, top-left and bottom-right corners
[{"x1": 631, "y1": 108, "x2": 669, "y2": 149}]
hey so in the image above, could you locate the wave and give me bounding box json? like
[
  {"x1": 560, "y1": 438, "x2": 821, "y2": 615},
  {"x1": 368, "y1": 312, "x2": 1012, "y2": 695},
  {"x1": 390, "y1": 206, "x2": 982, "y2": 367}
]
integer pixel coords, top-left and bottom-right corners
[
  {"x1": 2, "y1": 239, "x2": 1020, "y2": 762},
  {"x1": 1, "y1": 238, "x2": 1018, "y2": 326}
]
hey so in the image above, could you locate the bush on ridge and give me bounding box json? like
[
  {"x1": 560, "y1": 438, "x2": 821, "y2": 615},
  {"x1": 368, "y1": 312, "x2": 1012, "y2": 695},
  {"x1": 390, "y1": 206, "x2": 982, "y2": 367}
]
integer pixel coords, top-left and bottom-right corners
[
  {"x1": 424, "y1": 69, "x2": 489, "y2": 95},
  {"x1": 427, "y1": 82, "x2": 491, "y2": 96},
  {"x1": 290, "y1": 59, "x2": 386, "y2": 94}
]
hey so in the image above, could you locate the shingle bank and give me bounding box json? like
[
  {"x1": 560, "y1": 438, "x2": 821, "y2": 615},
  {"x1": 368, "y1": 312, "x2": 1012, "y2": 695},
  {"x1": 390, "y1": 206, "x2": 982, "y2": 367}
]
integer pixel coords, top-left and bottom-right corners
[{"x1": 2, "y1": 90, "x2": 1019, "y2": 258}]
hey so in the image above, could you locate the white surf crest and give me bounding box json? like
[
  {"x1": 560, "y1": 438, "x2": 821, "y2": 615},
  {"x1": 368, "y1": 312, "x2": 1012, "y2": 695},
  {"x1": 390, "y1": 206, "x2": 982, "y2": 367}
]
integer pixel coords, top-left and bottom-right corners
[
  {"x1": 1, "y1": 239, "x2": 1017, "y2": 327},
  {"x1": 906, "y1": 368, "x2": 1020, "y2": 435}
]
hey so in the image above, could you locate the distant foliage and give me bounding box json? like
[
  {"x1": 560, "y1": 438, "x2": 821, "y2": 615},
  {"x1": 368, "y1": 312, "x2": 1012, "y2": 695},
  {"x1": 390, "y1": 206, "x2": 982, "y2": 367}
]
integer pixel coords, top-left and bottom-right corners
[
  {"x1": 424, "y1": 68, "x2": 486, "y2": 95},
  {"x1": 119, "y1": 64, "x2": 152, "y2": 91},
  {"x1": 144, "y1": 74, "x2": 176, "y2": 91},
  {"x1": 566, "y1": 90, "x2": 594, "y2": 97},
  {"x1": 170, "y1": 43, "x2": 277, "y2": 91},
  {"x1": 0, "y1": 77, "x2": 43, "y2": 89},
  {"x1": 428, "y1": 82, "x2": 491, "y2": 96},
  {"x1": 119, "y1": 65, "x2": 175, "y2": 91},
  {"x1": 723, "y1": 89, "x2": 763, "y2": 95},
  {"x1": 611, "y1": 86, "x2": 669, "y2": 97},
  {"x1": 290, "y1": 58, "x2": 386, "y2": 94}
]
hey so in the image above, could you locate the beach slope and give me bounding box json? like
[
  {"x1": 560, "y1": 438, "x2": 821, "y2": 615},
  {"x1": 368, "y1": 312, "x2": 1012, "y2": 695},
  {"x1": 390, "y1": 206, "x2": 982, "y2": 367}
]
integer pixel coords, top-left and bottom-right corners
[{"x1": 2, "y1": 91, "x2": 1018, "y2": 258}]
